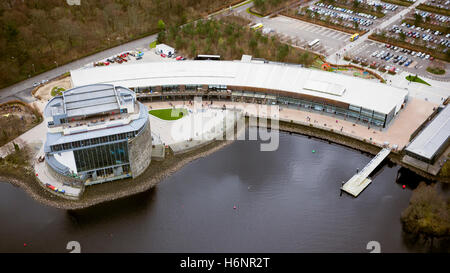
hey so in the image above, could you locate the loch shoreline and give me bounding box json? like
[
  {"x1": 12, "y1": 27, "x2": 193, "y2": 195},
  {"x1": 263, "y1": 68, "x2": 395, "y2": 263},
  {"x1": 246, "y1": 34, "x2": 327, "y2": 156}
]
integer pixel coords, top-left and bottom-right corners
[{"x1": 0, "y1": 120, "x2": 448, "y2": 210}]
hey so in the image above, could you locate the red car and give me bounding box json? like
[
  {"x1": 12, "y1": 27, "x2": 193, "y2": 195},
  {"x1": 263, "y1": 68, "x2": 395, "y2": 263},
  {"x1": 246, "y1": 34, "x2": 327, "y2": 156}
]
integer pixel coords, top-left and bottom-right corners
[
  {"x1": 160, "y1": 53, "x2": 166, "y2": 58},
  {"x1": 176, "y1": 56, "x2": 183, "y2": 61}
]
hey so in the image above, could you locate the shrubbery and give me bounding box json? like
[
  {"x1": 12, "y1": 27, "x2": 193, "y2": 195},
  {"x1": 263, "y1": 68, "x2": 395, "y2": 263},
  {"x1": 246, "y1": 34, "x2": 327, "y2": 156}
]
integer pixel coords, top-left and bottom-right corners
[{"x1": 160, "y1": 17, "x2": 317, "y2": 66}]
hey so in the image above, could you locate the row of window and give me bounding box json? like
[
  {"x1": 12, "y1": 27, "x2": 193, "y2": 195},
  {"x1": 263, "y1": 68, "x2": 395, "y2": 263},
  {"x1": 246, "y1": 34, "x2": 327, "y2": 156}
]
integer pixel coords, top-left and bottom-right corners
[
  {"x1": 134, "y1": 85, "x2": 229, "y2": 93},
  {"x1": 93, "y1": 165, "x2": 131, "y2": 178},
  {"x1": 74, "y1": 141, "x2": 129, "y2": 173},
  {"x1": 50, "y1": 131, "x2": 138, "y2": 152},
  {"x1": 233, "y1": 94, "x2": 387, "y2": 127}
]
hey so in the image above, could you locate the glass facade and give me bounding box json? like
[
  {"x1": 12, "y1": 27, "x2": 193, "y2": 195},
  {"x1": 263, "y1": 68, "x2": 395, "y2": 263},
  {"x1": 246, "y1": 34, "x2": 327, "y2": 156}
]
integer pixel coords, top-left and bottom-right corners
[
  {"x1": 50, "y1": 131, "x2": 138, "y2": 152},
  {"x1": 232, "y1": 94, "x2": 388, "y2": 127},
  {"x1": 185, "y1": 84, "x2": 202, "y2": 91},
  {"x1": 134, "y1": 84, "x2": 392, "y2": 128},
  {"x1": 208, "y1": 84, "x2": 227, "y2": 91},
  {"x1": 162, "y1": 85, "x2": 179, "y2": 92},
  {"x1": 74, "y1": 141, "x2": 129, "y2": 172}
]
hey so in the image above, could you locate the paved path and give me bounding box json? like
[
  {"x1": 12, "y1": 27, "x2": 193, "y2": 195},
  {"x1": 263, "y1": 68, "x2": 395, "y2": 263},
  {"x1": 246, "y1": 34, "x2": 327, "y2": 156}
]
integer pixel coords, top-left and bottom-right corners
[
  {"x1": 326, "y1": 0, "x2": 428, "y2": 60},
  {"x1": 0, "y1": 34, "x2": 157, "y2": 104},
  {"x1": 34, "y1": 148, "x2": 82, "y2": 198},
  {"x1": 0, "y1": 0, "x2": 254, "y2": 104}
]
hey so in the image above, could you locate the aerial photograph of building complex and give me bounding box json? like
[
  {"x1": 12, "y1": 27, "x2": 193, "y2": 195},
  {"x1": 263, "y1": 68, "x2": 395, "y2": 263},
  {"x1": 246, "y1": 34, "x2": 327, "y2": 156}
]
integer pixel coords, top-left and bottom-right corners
[{"x1": 0, "y1": 0, "x2": 449, "y2": 264}]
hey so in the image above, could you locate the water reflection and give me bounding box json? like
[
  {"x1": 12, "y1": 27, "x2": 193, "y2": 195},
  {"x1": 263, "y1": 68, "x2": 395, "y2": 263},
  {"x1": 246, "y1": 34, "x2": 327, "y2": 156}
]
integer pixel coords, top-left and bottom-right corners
[{"x1": 0, "y1": 130, "x2": 447, "y2": 252}]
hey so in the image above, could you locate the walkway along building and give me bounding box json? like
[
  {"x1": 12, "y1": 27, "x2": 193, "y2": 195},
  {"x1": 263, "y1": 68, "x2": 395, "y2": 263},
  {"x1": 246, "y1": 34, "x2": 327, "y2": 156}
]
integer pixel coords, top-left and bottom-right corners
[
  {"x1": 71, "y1": 59, "x2": 409, "y2": 128},
  {"x1": 43, "y1": 84, "x2": 152, "y2": 186}
]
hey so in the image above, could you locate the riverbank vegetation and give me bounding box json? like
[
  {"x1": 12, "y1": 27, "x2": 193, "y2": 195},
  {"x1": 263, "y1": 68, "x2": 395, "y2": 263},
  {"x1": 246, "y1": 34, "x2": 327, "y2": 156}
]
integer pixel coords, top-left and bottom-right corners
[
  {"x1": 0, "y1": 101, "x2": 42, "y2": 147},
  {"x1": 0, "y1": 0, "x2": 243, "y2": 89},
  {"x1": 158, "y1": 16, "x2": 317, "y2": 65},
  {"x1": 401, "y1": 182, "x2": 450, "y2": 250},
  {"x1": 0, "y1": 143, "x2": 34, "y2": 181}
]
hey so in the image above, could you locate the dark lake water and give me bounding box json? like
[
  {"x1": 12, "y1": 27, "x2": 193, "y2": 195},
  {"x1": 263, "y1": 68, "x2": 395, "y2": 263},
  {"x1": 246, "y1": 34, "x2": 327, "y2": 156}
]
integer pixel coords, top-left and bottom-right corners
[{"x1": 0, "y1": 130, "x2": 446, "y2": 253}]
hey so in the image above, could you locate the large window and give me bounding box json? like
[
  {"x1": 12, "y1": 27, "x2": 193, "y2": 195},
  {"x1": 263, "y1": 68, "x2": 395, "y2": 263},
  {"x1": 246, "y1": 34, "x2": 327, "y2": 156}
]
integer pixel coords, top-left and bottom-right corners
[
  {"x1": 50, "y1": 130, "x2": 140, "y2": 153},
  {"x1": 185, "y1": 84, "x2": 202, "y2": 91},
  {"x1": 74, "y1": 141, "x2": 129, "y2": 172},
  {"x1": 161, "y1": 85, "x2": 179, "y2": 92},
  {"x1": 208, "y1": 85, "x2": 227, "y2": 91}
]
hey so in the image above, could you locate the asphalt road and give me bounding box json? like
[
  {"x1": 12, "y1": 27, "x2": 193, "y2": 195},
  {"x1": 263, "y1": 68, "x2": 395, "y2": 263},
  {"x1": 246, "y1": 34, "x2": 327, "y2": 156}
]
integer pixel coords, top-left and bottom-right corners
[
  {"x1": 0, "y1": 33, "x2": 157, "y2": 104},
  {"x1": 0, "y1": 0, "x2": 257, "y2": 104}
]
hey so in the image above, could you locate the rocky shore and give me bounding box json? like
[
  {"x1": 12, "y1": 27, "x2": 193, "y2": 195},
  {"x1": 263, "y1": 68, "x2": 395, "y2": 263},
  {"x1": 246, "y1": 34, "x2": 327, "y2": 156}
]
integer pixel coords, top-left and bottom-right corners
[{"x1": 0, "y1": 139, "x2": 234, "y2": 210}]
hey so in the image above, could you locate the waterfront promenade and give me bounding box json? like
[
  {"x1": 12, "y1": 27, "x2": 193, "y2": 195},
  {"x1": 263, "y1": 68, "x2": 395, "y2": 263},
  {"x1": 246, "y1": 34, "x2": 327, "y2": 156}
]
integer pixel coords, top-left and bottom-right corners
[{"x1": 144, "y1": 97, "x2": 436, "y2": 150}]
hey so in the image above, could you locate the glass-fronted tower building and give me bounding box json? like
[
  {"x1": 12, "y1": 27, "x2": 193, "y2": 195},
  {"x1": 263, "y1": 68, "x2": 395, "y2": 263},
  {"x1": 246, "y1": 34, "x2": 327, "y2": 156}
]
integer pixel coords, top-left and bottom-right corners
[{"x1": 43, "y1": 84, "x2": 152, "y2": 185}]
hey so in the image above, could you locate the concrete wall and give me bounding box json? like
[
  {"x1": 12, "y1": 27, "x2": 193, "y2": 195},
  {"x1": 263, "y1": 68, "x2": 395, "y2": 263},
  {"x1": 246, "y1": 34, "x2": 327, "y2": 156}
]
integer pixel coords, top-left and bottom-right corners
[
  {"x1": 45, "y1": 161, "x2": 84, "y2": 189},
  {"x1": 128, "y1": 119, "x2": 152, "y2": 178}
]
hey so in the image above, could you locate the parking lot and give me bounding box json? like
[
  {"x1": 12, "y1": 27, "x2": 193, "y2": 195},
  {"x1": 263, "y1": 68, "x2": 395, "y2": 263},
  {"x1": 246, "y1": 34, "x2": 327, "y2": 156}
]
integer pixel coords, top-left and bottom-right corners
[
  {"x1": 259, "y1": 15, "x2": 351, "y2": 55},
  {"x1": 349, "y1": 39, "x2": 450, "y2": 79},
  {"x1": 311, "y1": 1, "x2": 405, "y2": 31},
  {"x1": 389, "y1": 22, "x2": 449, "y2": 48},
  {"x1": 87, "y1": 47, "x2": 184, "y2": 68}
]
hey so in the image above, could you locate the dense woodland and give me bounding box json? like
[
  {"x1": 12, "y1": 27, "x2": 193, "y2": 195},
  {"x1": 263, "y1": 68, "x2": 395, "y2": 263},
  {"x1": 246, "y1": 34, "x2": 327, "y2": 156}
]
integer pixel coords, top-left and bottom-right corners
[
  {"x1": 0, "y1": 0, "x2": 239, "y2": 88},
  {"x1": 159, "y1": 16, "x2": 316, "y2": 65}
]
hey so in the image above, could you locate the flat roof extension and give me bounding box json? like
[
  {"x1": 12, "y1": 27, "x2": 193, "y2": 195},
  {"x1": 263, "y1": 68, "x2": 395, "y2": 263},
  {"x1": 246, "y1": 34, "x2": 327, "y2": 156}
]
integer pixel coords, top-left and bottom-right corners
[{"x1": 405, "y1": 105, "x2": 450, "y2": 160}]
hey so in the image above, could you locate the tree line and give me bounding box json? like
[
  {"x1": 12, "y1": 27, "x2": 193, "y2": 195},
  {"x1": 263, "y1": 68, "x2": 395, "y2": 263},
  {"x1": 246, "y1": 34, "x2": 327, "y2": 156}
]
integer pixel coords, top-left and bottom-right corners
[
  {"x1": 0, "y1": 0, "x2": 238, "y2": 89},
  {"x1": 158, "y1": 16, "x2": 316, "y2": 66}
]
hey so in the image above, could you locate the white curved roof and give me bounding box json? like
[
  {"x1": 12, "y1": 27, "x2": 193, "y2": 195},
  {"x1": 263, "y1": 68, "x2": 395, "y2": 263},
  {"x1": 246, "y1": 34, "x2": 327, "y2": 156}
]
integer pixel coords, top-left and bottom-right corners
[{"x1": 70, "y1": 60, "x2": 408, "y2": 115}]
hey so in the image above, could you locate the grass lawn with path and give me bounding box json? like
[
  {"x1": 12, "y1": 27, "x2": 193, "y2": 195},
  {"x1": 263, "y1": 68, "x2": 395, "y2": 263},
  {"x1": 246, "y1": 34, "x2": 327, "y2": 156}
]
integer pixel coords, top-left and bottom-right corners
[
  {"x1": 149, "y1": 108, "x2": 188, "y2": 120},
  {"x1": 406, "y1": 75, "x2": 431, "y2": 86}
]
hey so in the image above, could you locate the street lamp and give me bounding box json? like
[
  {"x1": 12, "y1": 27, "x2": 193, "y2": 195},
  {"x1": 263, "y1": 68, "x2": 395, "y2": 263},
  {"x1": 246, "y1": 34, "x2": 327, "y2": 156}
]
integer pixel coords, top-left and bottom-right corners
[{"x1": 55, "y1": 61, "x2": 58, "y2": 68}]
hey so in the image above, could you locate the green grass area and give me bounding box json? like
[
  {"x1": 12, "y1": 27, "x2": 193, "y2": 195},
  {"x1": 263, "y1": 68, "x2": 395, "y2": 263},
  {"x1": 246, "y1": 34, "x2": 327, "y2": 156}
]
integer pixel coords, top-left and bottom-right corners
[
  {"x1": 426, "y1": 66, "x2": 446, "y2": 75},
  {"x1": 149, "y1": 41, "x2": 157, "y2": 49},
  {"x1": 406, "y1": 75, "x2": 431, "y2": 86},
  {"x1": 149, "y1": 108, "x2": 188, "y2": 120},
  {"x1": 51, "y1": 86, "x2": 66, "y2": 97}
]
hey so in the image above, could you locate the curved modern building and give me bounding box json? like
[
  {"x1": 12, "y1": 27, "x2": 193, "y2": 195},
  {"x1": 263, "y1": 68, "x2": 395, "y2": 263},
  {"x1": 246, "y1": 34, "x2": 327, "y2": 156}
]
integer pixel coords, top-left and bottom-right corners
[
  {"x1": 44, "y1": 84, "x2": 152, "y2": 186},
  {"x1": 71, "y1": 58, "x2": 409, "y2": 128}
]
